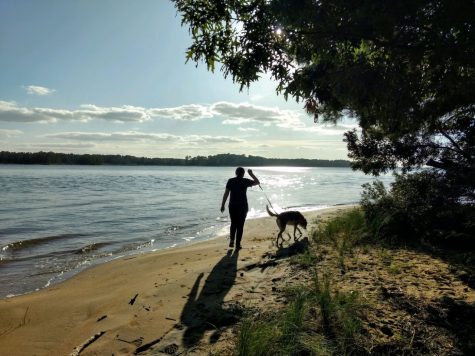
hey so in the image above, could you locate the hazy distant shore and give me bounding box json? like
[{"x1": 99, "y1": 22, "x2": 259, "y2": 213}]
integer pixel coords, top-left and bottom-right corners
[{"x1": 0, "y1": 151, "x2": 351, "y2": 167}]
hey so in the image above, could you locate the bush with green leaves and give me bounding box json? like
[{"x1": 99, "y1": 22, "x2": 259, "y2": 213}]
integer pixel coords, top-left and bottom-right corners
[{"x1": 361, "y1": 172, "x2": 475, "y2": 248}]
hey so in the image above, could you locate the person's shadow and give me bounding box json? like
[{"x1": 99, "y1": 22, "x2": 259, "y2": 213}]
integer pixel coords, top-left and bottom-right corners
[{"x1": 180, "y1": 249, "x2": 241, "y2": 348}]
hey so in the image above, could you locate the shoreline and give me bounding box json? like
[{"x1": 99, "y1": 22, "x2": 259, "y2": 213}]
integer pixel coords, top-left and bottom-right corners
[
  {"x1": 0, "y1": 204, "x2": 355, "y2": 355},
  {"x1": 1, "y1": 203, "x2": 341, "y2": 300}
]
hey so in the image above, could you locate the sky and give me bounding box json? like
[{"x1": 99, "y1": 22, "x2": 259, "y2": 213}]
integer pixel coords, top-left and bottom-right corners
[{"x1": 0, "y1": 0, "x2": 354, "y2": 160}]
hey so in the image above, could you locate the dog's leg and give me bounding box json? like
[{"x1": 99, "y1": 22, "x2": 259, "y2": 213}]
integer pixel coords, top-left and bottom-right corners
[
  {"x1": 277, "y1": 231, "x2": 283, "y2": 246},
  {"x1": 296, "y1": 226, "x2": 302, "y2": 237},
  {"x1": 276, "y1": 218, "x2": 286, "y2": 247}
]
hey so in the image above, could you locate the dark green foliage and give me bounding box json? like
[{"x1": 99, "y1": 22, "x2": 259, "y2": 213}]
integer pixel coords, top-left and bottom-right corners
[
  {"x1": 0, "y1": 151, "x2": 350, "y2": 167},
  {"x1": 362, "y1": 173, "x2": 475, "y2": 248},
  {"x1": 174, "y1": 0, "x2": 475, "y2": 213},
  {"x1": 0, "y1": 151, "x2": 183, "y2": 165}
]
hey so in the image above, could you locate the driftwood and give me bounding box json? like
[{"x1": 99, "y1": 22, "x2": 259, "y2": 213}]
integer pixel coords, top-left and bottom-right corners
[
  {"x1": 70, "y1": 330, "x2": 106, "y2": 356},
  {"x1": 129, "y1": 293, "x2": 139, "y2": 305},
  {"x1": 133, "y1": 325, "x2": 176, "y2": 354},
  {"x1": 133, "y1": 335, "x2": 164, "y2": 354}
]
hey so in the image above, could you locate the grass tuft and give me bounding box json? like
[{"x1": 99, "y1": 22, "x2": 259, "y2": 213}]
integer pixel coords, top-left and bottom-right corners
[
  {"x1": 313, "y1": 208, "x2": 367, "y2": 270},
  {"x1": 311, "y1": 272, "x2": 364, "y2": 355},
  {"x1": 236, "y1": 273, "x2": 365, "y2": 356},
  {"x1": 290, "y1": 248, "x2": 319, "y2": 269},
  {"x1": 235, "y1": 318, "x2": 279, "y2": 356}
]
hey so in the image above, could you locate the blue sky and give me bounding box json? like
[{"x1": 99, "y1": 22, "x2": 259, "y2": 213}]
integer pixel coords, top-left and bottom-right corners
[{"x1": 0, "y1": 0, "x2": 353, "y2": 159}]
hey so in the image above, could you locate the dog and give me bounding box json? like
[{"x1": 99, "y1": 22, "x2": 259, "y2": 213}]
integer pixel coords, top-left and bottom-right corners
[{"x1": 266, "y1": 205, "x2": 308, "y2": 245}]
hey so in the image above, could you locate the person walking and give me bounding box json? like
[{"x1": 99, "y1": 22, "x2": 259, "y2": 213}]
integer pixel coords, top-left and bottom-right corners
[{"x1": 220, "y1": 167, "x2": 260, "y2": 249}]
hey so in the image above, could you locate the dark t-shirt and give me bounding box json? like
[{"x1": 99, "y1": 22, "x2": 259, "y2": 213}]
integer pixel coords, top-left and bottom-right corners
[{"x1": 226, "y1": 177, "x2": 254, "y2": 210}]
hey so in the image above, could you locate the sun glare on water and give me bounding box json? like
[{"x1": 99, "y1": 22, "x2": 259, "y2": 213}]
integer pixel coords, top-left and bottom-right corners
[{"x1": 253, "y1": 166, "x2": 311, "y2": 173}]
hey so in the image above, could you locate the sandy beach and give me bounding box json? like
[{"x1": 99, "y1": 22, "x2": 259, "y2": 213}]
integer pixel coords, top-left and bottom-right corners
[{"x1": 0, "y1": 205, "x2": 352, "y2": 355}]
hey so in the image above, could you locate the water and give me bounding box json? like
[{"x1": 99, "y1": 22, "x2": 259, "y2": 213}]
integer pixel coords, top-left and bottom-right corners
[{"x1": 0, "y1": 165, "x2": 393, "y2": 298}]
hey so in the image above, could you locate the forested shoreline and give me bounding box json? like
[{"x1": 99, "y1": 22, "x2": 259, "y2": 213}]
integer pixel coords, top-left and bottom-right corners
[{"x1": 0, "y1": 151, "x2": 351, "y2": 167}]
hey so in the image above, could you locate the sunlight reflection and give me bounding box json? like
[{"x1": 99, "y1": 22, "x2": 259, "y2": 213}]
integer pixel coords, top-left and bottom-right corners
[
  {"x1": 262, "y1": 176, "x2": 302, "y2": 188},
  {"x1": 253, "y1": 166, "x2": 311, "y2": 173}
]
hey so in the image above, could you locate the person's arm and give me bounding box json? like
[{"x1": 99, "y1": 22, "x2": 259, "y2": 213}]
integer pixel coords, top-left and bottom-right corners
[
  {"x1": 247, "y1": 169, "x2": 260, "y2": 186},
  {"x1": 221, "y1": 188, "x2": 230, "y2": 213}
]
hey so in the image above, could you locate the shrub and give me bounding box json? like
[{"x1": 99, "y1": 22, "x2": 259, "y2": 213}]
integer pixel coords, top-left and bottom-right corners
[{"x1": 361, "y1": 172, "x2": 475, "y2": 248}]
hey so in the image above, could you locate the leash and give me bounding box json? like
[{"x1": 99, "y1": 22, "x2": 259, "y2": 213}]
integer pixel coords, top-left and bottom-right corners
[{"x1": 258, "y1": 184, "x2": 277, "y2": 213}]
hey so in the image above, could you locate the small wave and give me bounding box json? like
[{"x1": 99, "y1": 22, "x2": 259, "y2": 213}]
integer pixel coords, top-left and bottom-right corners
[
  {"x1": 114, "y1": 239, "x2": 156, "y2": 254},
  {"x1": 182, "y1": 236, "x2": 196, "y2": 242},
  {"x1": 165, "y1": 222, "x2": 200, "y2": 234},
  {"x1": 1, "y1": 233, "x2": 88, "y2": 252},
  {"x1": 133, "y1": 239, "x2": 155, "y2": 250},
  {"x1": 283, "y1": 204, "x2": 330, "y2": 212},
  {"x1": 166, "y1": 225, "x2": 179, "y2": 234},
  {"x1": 74, "y1": 242, "x2": 110, "y2": 254}
]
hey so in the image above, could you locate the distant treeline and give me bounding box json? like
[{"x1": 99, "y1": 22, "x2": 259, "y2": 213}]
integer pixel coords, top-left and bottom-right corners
[{"x1": 0, "y1": 151, "x2": 351, "y2": 167}]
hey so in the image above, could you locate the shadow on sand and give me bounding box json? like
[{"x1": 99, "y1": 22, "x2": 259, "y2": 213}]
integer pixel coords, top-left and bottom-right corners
[
  {"x1": 180, "y1": 249, "x2": 241, "y2": 348},
  {"x1": 263, "y1": 236, "x2": 310, "y2": 262}
]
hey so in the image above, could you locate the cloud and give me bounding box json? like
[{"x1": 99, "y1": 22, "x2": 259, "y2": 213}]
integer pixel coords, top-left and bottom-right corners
[
  {"x1": 148, "y1": 104, "x2": 212, "y2": 121},
  {"x1": 30, "y1": 143, "x2": 96, "y2": 149},
  {"x1": 0, "y1": 99, "x2": 306, "y2": 127},
  {"x1": 211, "y1": 101, "x2": 313, "y2": 131},
  {"x1": 211, "y1": 101, "x2": 300, "y2": 125},
  {"x1": 222, "y1": 118, "x2": 251, "y2": 125},
  {"x1": 0, "y1": 129, "x2": 23, "y2": 138},
  {"x1": 76, "y1": 104, "x2": 150, "y2": 122},
  {"x1": 44, "y1": 131, "x2": 176, "y2": 142},
  {"x1": 44, "y1": 131, "x2": 245, "y2": 144},
  {"x1": 250, "y1": 94, "x2": 265, "y2": 102},
  {"x1": 0, "y1": 101, "x2": 150, "y2": 123},
  {"x1": 183, "y1": 135, "x2": 244, "y2": 144},
  {"x1": 25, "y1": 85, "x2": 56, "y2": 96},
  {"x1": 0, "y1": 100, "x2": 69, "y2": 123},
  {"x1": 292, "y1": 123, "x2": 360, "y2": 135},
  {"x1": 0, "y1": 100, "x2": 357, "y2": 134},
  {"x1": 238, "y1": 127, "x2": 259, "y2": 132}
]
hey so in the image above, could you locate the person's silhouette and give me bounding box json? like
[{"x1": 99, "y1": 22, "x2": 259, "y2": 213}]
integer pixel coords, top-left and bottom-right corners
[
  {"x1": 180, "y1": 249, "x2": 240, "y2": 348},
  {"x1": 220, "y1": 167, "x2": 260, "y2": 249}
]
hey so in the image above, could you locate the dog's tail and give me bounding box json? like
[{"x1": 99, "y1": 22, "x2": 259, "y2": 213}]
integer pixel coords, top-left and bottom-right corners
[{"x1": 266, "y1": 205, "x2": 277, "y2": 217}]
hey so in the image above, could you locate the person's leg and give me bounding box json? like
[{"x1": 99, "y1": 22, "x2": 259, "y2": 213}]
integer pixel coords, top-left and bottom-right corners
[
  {"x1": 229, "y1": 207, "x2": 238, "y2": 247},
  {"x1": 235, "y1": 209, "x2": 248, "y2": 248}
]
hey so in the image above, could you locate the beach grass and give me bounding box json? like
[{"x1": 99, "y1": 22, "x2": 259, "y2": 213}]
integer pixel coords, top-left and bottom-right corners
[
  {"x1": 236, "y1": 209, "x2": 371, "y2": 355},
  {"x1": 312, "y1": 208, "x2": 367, "y2": 270},
  {"x1": 236, "y1": 272, "x2": 365, "y2": 356},
  {"x1": 234, "y1": 206, "x2": 475, "y2": 356}
]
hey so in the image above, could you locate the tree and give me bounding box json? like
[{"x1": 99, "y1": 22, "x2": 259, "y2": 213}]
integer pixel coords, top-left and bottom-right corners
[{"x1": 173, "y1": 0, "x2": 475, "y2": 203}]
